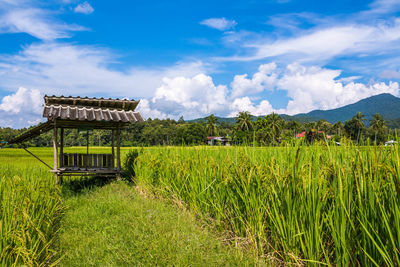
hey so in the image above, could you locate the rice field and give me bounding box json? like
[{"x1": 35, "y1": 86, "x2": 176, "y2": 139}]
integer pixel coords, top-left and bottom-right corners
[
  {"x1": 133, "y1": 142, "x2": 400, "y2": 266},
  {"x1": 1, "y1": 143, "x2": 400, "y2": 265},
  {"x1": 0, "y1": 149, "x2": 63, "y2": 266}
]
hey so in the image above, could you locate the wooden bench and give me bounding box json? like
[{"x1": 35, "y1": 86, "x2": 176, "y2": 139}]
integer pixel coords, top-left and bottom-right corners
[{"x1": 61, "y1": 153, "x2": 114, "y2": 170}]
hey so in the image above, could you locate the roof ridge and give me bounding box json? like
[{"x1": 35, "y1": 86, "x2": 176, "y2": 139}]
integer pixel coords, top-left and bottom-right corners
[{"x1": 44, "y1": 95, "x2": 140, "y2": 111}]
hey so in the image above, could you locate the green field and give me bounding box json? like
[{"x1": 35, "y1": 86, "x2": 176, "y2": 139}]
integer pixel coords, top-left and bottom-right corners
[{"x1": 1, "y1": 144, "x2": 400, "y2": 265}]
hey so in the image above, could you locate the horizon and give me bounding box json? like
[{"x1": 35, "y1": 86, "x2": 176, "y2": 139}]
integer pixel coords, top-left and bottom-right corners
[
  {"x1": 4, "y1": 92, "x2": 396, "y2": 130},
  {"x1": 0, "y1": 0, "x2": 400, "y2": 128}
]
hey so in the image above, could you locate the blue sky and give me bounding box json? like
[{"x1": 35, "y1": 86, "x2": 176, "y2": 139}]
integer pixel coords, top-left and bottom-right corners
[{"x1": 0, "y1": 0, "x2": 400, "y2": 128}]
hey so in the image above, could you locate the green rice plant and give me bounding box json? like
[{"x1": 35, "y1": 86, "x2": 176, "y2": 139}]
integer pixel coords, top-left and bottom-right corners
[
  {"x1": 134, "y1": 142, "x2": 400, "y2": 265},
  {"x1": 0, "y1": 148, "x2": 63, "y2": 266}
]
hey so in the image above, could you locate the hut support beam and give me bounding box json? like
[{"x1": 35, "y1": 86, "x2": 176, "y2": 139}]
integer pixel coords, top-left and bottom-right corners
[
  {"x1": 86, "y1": 130, "x2": 89, "y2": 154},
  {"x1": 112, "y1": 130, "x2": 115, "y2": 168},
  {"x1": 22, "y1": 147, "x2": 52, "y2": 170},
  {"x1": 53, "y1": 124, "x2": 61, "y2": 184},
  {"x1": 116, "y1": 126, "x2": 121, "y2": 179},
  {"x1": 60, "y1": 128, "x2": 64, "y2": 168}
]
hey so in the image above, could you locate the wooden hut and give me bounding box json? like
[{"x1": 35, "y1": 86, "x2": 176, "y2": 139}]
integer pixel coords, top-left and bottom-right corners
[{"x1": 10, "y1": 95, "x2": 144, "y2": 184}]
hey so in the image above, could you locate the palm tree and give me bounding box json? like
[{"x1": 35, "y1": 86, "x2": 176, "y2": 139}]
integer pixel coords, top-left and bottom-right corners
[
  {"x1": 370, "y1": 113, "x2": 386, "y2": 141},
  {"x1": 255, "y1": 117, "x2": 267, "y2": 130},
  {"x1": 317, "y1": 119, "x2": 332, "y2": 133},
  {"x1": 306, "y1": 121, "x2": 317, "y2": 132},
  {"x1": 333, "y1": 121, "x2": 344, "y2": 137},
  {"x1": 353, "y1": 112, "x2": 366, "y2": 143},
  {"x1": 266, "y1": 113, "x2": 283, "y2": 144},
  {"x1": 205, "y1": 114, "x2": 218, "y2": 136},
  {"x1": 235, "y1": 111, "x2": 253, "y2": 131},
  {"x1": 287, "y1": 120, "x2": 300, "y2": 137}
]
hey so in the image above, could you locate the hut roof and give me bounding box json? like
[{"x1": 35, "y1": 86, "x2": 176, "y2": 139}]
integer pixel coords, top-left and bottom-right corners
[
  {"x1": 43, "y1": 95, "x2": 143, "y2": 123},
  {"x1": 9, "y1": 95, "x2": 144, "y2": 144},
  {"x1": 44, "y1": 95, "x2": 140, "y2": 111},
  {"x1": 43, "y1": 105, "x2": 143, "y2": 123}
]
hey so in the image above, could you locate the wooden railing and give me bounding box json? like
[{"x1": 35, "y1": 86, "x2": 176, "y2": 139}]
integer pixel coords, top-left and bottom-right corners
[{"x1": 61, "y1": 153, "x2": 114, "y2": 169}]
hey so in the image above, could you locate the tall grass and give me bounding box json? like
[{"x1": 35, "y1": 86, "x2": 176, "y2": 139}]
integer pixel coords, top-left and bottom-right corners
[
  {"x1": 134, "y1": 143, "x2": 400, "y2": 265},
  {"x1": 0, "y1": 149, "x2": 63, "y2": 266}
]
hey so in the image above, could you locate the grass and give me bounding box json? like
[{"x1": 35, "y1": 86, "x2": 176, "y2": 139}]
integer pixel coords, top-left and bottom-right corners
[
  {"x1": 58, "y1": 178, "x2": 259, "y2": 266},
  {"x1": 133, "y1": 142, "x2": 400, "y2": 266}
]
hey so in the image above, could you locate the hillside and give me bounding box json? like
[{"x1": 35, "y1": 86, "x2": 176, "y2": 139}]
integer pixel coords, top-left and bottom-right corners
[{"x1": 294, "y1": 93, "x2": 400, "y2": 123}]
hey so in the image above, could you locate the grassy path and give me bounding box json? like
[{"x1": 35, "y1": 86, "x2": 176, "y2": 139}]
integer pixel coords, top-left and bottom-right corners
[{"x1": 58, "y1": 178, "x2": 259, "y2": 266}]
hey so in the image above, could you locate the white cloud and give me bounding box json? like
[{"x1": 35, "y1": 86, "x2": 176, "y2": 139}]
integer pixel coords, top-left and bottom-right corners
[
  {"x1": 367, "y1": 0, "x2": 400, "y2": 15},
  {"x1": 220, "y1": 10, "x2": 400, "y2": 66},
  {"x1": 0, "y1": 43, "x2": 207, "y2": 99},
  {"x1": 277, "y1": 63, "x2": 399, "y2": 114},
  {"x1": 337, "y1": 76, "x2": 362, "y2": 83},
  {"x1": 221, "y1": 30, "x2": 260, "y2": 47},
  {"x1": 0, "y1": 6, "x2": 86, "y2": 40},
  {"x1": 239, "y1": 25, "x2": 376, "y2": 62},
  {"x1": 151, "y1": 74, "x2": 228, "y2": 118},
  {"x1": 0, "y1": 0, "x2": 28, "y2": 7},
  {"x1": 230, "y1": 63, "x2": 277, "y2": 98},
  {"x1": 229, "y1": 97, "x2": 274, "y2": 117},
  {"x1": 147, "y1": 71, "x2": 275, "y2": 119},
  {"x1": 266, "y1": 12, "x2": 328, "y2": 34},
  {"x1": 200, "y1": 17, "x2": 237, "y2": 31},
  {"x1": 136, "y1": 99, "x2": 166, "y2": 120},
  {"x1": 0, "y1": 87, "x2": 41, "y2": 114},
  {"x1": 0, "y1": 87, "x2": 44, "y2": 128},
  {"x1": 74, "y1": 1, "x2": 94, "y2": 15}
]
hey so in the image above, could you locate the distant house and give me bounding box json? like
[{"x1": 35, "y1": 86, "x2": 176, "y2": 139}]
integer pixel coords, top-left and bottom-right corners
[
  {"x1": 296, "y1": 131, "x2": 332, "y2": 139},
  {"x1": 207, "y1": 136, "x2": 231, "y2": 146},
  {"x1": 296, "y1": 131, "x2": 306, "y2": 138}
]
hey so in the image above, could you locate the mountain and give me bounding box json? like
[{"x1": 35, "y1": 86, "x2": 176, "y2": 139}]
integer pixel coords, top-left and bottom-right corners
[
  {"x1": 189, "y1": 93, "x2": 400, "y2": 125},
  {"x1": 189, "y1": 116, "x2": 236, "y2": 124},
  {"x1": 294, "y1": 93, "x2": 400, "y2": 123}
]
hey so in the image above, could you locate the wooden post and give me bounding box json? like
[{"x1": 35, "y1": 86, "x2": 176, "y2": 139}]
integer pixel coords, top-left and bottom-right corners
[
  {"x1": 116, "y1": 125, "x2": 121, "y2": 179},
  {"x1": 53, "y1": 124, "x2": 61, "y2": 184},
  {"x1": 86, "y1": 130, "x2": 89, "y2": 155},
  {"x1": 111, "y1": 129, "x2": 115, "y2": 168},
  {"x1": 60, "y1": 128, "x2": 64, "y2": 167}
]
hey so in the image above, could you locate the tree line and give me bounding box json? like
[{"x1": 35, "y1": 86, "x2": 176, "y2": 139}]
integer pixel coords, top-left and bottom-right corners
[
  {"x1": 229, "y1": 111, "x2": 393, "y2": 145},
  {"x1": 0, "y1": 112, "x2": 397, "y2": 147}
]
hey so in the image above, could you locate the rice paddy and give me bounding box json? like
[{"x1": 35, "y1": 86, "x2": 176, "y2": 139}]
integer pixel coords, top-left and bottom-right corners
[
  {"x1": 0, "y1": 149, "x2": 63, "y2": 266},
  {"x1": 1, "y1": 143, "x2": 400, "y2": 265},
  {"x1": 133, "y1": 142, "x2": 400, "y2": 266}
]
